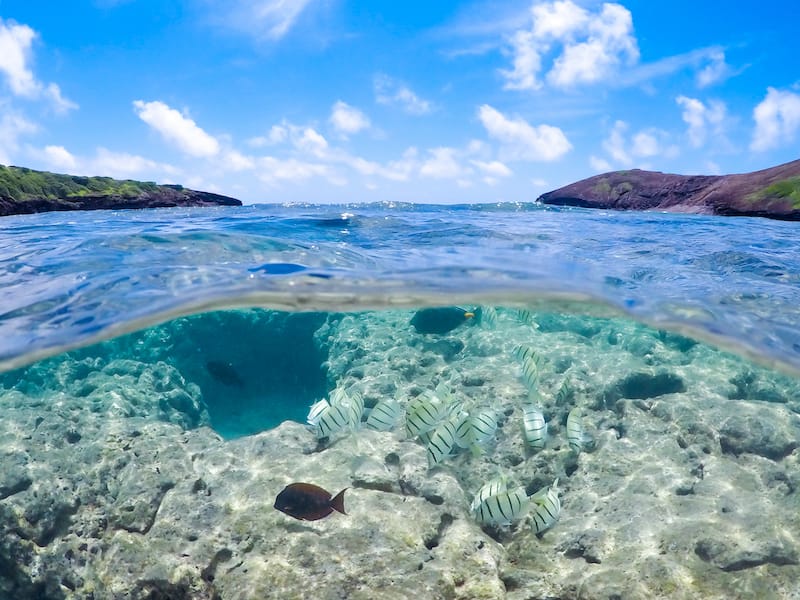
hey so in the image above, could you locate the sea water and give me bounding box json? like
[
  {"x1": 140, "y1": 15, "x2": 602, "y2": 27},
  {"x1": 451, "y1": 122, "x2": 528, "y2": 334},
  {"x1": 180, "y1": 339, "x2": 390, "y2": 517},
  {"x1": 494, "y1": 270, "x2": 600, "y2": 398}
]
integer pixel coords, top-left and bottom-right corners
[{"x1": 0, "y1": 203, "x2": 798, "y2": 599}]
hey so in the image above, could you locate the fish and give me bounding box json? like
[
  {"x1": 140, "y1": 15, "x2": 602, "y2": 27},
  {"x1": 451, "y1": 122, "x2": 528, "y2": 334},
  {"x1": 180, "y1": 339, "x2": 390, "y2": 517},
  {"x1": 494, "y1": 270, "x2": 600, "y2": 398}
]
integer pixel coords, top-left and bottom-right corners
[
  {"x1": 521, "y1": 402, "x2": 547, "y2": 450},
  {"x1": 472, "y1": 486, "x2": 530, "y2": 526},
  {"x1": 205, "y1": 360, "x2": 244, "y2": 387},
  {"x1": 405, "y1": 391, "x2": 448, "y2": 438},
  {"x1": 529, "y1": 479, "x2": 561, "y2": 534},
  {"x1": 454, "y1": 407, "x2": 497, "y2": 455},
  {"x1": 512, "y1": 345, "x2": 541, "y2": 366},
  {"x1": 331, "y1": 387, "x2": 364, "y2": 430},
  {"x1": 517, "y1": 310, "x2": 538, "y2": 328},
  {"x1": 306, "y1": 399, "x2": 330, "y2": 428},
  {"x1": 410, "y1": 307, "x2": 475, "y2": 335},
  {"x1": 274, "y1": 482, "x2": 347, "y2": 521},
  {"x1": 427, "y1": 416, "x2": 459, "y2": 468},
  {"x1": 479, "y1": 306, "x2": 497, "y2": 329},
  {"x1": 519, "y1": 355, "x2": 539, "y2": 394},
  {"x1": 469, "y1": 475, "x2": 508, "y2": 512},
  {"x1": 314, "y1": 402, "x2": 352, "y2": 439},
  {"x1": 555, "y1": 380, "x2": 571, "y2": 405},
  {"x1": 566, "y1": 407, "x2": 586, "y2": 453},
  {"x1": 365, "y1": 398, "x2": 402, "y2": 431}
]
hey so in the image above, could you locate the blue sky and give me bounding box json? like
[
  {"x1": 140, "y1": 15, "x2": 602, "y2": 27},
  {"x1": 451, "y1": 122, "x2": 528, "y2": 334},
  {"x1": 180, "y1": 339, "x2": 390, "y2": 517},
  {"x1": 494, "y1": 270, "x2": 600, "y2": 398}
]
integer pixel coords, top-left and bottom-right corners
[{"x1": 1, "y1": 1, "x2": 798, "y2": 204}]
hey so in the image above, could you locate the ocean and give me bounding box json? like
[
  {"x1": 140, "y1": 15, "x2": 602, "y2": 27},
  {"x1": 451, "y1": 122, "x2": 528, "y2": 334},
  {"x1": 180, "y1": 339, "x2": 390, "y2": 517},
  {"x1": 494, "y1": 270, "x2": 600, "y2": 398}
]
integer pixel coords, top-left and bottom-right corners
[{"x1": 0, "y1": 203, "x2": 798, "y2": 599}]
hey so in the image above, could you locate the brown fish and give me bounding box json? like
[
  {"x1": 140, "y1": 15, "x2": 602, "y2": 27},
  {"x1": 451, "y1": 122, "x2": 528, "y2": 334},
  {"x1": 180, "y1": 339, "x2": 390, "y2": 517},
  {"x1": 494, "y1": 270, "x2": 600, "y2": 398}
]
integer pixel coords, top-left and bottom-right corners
[{"x1": 274, "y1": 482, "x2": 347, "y2": 521}]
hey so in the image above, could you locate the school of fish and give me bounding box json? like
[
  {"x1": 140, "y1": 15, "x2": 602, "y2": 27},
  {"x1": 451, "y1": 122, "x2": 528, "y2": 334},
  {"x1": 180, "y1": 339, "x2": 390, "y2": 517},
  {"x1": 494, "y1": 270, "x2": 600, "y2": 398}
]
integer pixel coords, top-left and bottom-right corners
[{"x1": 299, "y1": 307, "x2": 595, "y2": 535}]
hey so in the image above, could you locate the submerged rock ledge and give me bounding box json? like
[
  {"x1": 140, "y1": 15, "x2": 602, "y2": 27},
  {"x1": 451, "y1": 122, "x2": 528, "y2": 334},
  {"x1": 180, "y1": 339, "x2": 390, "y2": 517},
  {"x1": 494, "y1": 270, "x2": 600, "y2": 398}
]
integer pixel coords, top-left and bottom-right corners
[
  {"x1": 0, "y1": 165, "x2": 241, "y2": 217},
  {"x1": 538, "y1": 159, "x2": 800, "y2": 220}
]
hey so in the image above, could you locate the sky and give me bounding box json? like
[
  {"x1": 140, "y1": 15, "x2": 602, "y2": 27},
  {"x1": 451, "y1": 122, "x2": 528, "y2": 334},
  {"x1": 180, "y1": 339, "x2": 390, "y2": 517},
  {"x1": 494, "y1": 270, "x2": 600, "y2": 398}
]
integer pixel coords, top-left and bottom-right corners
[{"x1": 0, "y1": 1, "x2": 799, "y2": 204}]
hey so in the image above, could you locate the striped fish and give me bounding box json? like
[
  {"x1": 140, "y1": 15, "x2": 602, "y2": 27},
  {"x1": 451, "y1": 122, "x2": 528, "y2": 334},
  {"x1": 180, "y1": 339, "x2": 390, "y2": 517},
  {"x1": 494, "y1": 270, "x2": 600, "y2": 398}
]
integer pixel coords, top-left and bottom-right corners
[
  {"x1": 314, "y1": 402, "x2": 352, "y2": 439},
  {"x1": 480, "y1": 306, "x2": 497, "y2": 329},
  {"x1": 521, "y1": 402, "x2": 547, "y2": 450},
  {"x1": 405, "y1": 389, "x2": 450, "y2": 438},
  {"x1": 513, "y1": 344, "x2": 541, "y2": 366},
  {"x1": 566, "y1": 407, "x2": 584, "y2": 453},
  {"x1": 473, "y1": 486, "x2": 530, "y2": 526},
  {"x1": 365, "y1": 398, "x2": 402, "y2": 431},
  {"x1": 306, "y1": 399, "x2": 330, "y2": 427},
  {"x1": 328, "y1": 387, "x2": 364, "y2": 430},
  {"x1": 427, "y1": 417, "x2": 458, "y2": 468},
  {"x1": 556, "y1": 380, "x2": 571, "y2": 405},
  {"x1": 454, "y1": 408, "x2": 497, "y2": 455},
  {"x1": 530, "y1": 479, "x2": 561, "y2": 534},
  {"x1": 469, "y1": 476, "x2": 508, "y2": 512},
  {"x1": 519, "y1": 356, "x2": 539, "y2": 393},
  {"x1": 517, "y1": 309, "x2": 537, "y2": 328}
]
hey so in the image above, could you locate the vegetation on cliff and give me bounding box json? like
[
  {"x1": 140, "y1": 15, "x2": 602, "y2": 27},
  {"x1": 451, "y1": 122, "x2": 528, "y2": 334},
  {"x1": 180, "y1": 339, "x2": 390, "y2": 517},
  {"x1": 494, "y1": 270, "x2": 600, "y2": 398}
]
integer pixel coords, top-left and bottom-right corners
[{"x1": 0, "y1": 165, "x2": 241, "y2": 216}]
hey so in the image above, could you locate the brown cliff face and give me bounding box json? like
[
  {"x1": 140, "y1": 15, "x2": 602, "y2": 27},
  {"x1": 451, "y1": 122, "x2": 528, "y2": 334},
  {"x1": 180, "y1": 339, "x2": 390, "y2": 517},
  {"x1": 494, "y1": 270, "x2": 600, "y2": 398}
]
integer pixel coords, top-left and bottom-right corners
[{"x1": 538, "y1": 159, "x2": 800, "y2": 220}]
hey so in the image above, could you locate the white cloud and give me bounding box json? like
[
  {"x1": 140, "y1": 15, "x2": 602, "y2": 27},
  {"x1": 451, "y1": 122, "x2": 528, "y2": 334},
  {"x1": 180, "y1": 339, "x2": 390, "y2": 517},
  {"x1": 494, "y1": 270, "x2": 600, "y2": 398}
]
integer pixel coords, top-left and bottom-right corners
[
  {"x1": 0, "y1": 109, "x2": 37, "y2": 164},
  {"x1": 133, "y1": 100, "x2": 220, "y2": 157},
  {"x1": 0, "y1": 19, "x2": 38, "y2": 96},
  {"x1": 599, "y1": 120, "x2": 678, "y2": 168},
  {"x1": 42, "y1": 145, "x2": 77, "y2": 170},
  {"x1": 420, "y1": 147, "x2": 470, "y2": 179},
  {"x1": 676, "y1": 95, "x2": 726, "y2": 147},
  {"x1": 247, "y1": 124, "x2": 289, "y2": 147},
  {"x1": 329, "y1": 101, "x2": 370, "y2": 136},
  {"x1": 501, "y1": 1, "x2": 638, "y2": 90},
  {"x1": 293, "y1": 126, "x2": 329, "y2": 157},
  {"x1": 500, "y1": 30, "x2": 542, "y2": 90},
  {"x1": 89, "y1": 147, "x2": 176, "y2": 179},
  {"x1": 477, "y1": 104, "x2": 571, "y2": 161},
  {"x1": 589, "y1": 155, "x2": 612, "y2": 172},
  {"x1": 0, "y1": 18, "x2": 78, "y2": 112},
  {"x1": 221, "y1": 149, "x2": 255, "y2": 171},
  {"x1": 750, "y1": 87, "x2": 800, "y2": 152},
  {"x1": 696, "y1": 49, "x2": 732, "y2": 88},
  {"x1": 258, "y1": 156, "x2": 330, "y2": 184},
  {"x1": 374, "y1": 74, "x2": 432, "y2": 115},
  {"x1": 470, "y1": 159, "x2": 512, "y2": 177},
  {"x1": 205, "y1": 0, "x2": 316, "y2": 41},
  {"x1": 631, "y1": 131, "x2": 659, "y2": 157}
]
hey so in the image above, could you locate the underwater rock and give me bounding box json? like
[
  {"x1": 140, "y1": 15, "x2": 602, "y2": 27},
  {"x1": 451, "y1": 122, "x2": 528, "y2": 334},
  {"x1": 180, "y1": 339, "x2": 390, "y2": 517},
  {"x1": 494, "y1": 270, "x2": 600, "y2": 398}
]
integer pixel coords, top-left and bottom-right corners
[
  {"x1": 695, "y1": 536, "x2": 799, "y2": 571},
  {"x1": 718, "y1": 413, "x2": 799, "y2": 460}
]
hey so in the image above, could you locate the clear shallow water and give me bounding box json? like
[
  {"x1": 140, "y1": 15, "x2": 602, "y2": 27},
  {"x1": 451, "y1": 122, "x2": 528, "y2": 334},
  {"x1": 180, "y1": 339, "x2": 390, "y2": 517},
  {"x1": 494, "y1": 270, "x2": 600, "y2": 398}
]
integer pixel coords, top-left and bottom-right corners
[
  {"x1": 1, "y1": 203, "x2": 799, "y2": 374},
  {"x1": 1, "y1": 204, "x2": 799, "y2": 599}
]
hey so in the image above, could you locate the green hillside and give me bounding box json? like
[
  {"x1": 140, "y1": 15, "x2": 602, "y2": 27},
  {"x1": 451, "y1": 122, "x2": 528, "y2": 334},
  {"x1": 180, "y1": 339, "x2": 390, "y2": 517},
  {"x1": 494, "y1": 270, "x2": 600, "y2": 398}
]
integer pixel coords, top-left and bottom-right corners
[{"x1": 0, "y1": 165, "x2": 174, "y2": 202}]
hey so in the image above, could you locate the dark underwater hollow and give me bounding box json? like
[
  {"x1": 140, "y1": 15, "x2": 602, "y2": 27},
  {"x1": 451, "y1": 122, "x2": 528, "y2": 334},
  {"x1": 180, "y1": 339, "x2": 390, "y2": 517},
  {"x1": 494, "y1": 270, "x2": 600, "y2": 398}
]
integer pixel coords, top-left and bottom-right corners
[{"x1": 0, "y1": 309, "x2": 331, "y2": 439}]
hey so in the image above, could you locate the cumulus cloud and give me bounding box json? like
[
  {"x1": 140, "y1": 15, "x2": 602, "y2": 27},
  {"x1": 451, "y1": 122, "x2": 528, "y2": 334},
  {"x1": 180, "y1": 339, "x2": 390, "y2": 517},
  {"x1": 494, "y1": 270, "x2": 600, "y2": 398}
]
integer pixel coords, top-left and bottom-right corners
[
  {"x1": 0, "y1": 109, "x2": 37, "y2": 164},
  {"x1": 0, "y1": 18, "x2": 78, "y2": 112},
  {"x1": 90, "y1": 147, "x2": 178, "y2": 179},
  {"x1": 133, "y1": 100, "x2": 220, "y2": 157},
  {"x1": 676, "y1": 95, "x2": 726, "y2": 147},
  {"x1": 258, "y1": 156, "x2": 330, "y2": 184},
  {"x1": 599, "y1": 120, "x2": 678, "y2": 168},
  {"x1": 695, "y1": 49, "x2": 733, "y2": 88},
  {"x1": 374, "y1": 74, "x2": 432, "y2": 115},
  {"x1": 750, "y1": 87, "x2": 800, "y2": 152},
  {"x1": 41, "y1": 145, "x2": 77, "y2": 170},
  {"x1": 589, "y1": 155, "x2": 612, "y2": 172},
  {"x1": 420, "y1": 147, "x2": 471, "y2": 179},
  {"x1": 470, "y1": 159, "x2": 512, "y2": 177},
  {"x1": 501, "y1": 0, "x2": 639, "y2": 90},
  {"x1": 477, "y1": 104, "x2": 571, "y2": 161},
  {"x1": 204, "y1": 0, "x2": 316, "y2": 41},
  {"x1": 329, "y1": 101, "x2": 371, "y2": 136}
]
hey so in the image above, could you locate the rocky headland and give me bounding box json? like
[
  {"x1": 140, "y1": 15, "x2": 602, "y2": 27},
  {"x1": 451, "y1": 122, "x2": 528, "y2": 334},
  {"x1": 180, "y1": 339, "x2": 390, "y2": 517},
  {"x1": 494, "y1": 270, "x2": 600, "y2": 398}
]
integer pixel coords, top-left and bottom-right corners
[
  {"x1": 0, "y1": 165, "x2": 241, "y2": 217},
  {"x1": 538, "y1": 159, "x2": 800, "y2": 220}
]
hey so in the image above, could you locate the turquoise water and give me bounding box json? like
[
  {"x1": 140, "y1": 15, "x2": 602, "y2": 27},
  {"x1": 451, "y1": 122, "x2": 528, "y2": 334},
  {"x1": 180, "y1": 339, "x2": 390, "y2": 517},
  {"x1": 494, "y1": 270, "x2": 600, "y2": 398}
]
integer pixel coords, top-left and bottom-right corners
[{"x1": 0, "y1": 204, "x2": 798, "y2": 599}]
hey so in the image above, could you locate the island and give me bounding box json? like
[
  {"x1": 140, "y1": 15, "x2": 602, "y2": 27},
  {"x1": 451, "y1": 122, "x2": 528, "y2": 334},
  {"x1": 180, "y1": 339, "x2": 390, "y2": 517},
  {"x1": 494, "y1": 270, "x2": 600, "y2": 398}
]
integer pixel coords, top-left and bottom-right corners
[
  {"x1": 0, "y1": 165, "x2": 242, "y2": 217},
  {"x1": 538, "y1": 158, "x2": 800, "y2": 220}
]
